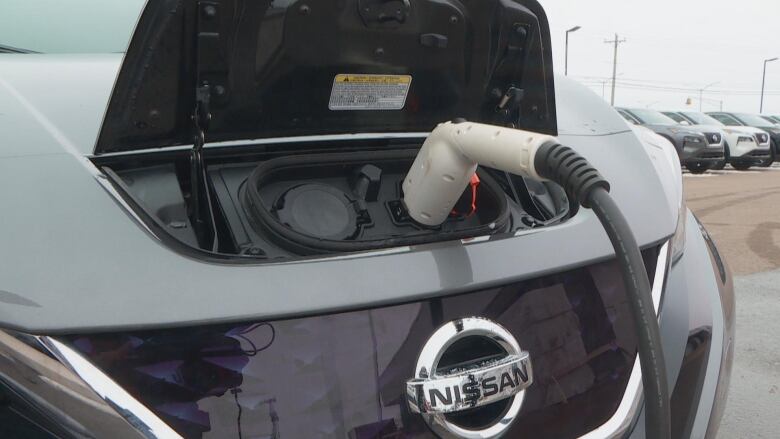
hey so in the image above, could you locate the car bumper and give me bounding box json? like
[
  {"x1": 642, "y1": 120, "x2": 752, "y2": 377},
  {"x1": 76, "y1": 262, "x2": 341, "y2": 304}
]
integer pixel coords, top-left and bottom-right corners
[
  {"x1": 732, "y1": 148, "x2": 771, "y2": 165},
  {"x1": 683, "y1": 156, "x2": 724, "y2": 167},
  {"x1": 0, "y1": 212, "x2": 734, "y2": 439},
  {"x1": 727, "y1": 135, "x2": 765, "y2": 158},
  {"x1": 681, "y1": 144, "x2": 725, "y2": 165}
]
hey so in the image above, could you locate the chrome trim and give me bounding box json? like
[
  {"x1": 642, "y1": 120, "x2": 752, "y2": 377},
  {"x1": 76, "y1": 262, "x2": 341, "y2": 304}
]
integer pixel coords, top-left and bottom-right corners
[
  {"x1": 90, "y1": 132, "x2": 432, "y2": 158},
  {"x1": 0, "y1": 330, "x2": 155, "y2": 438},
  {"x1": 39, "y1": 337, "x2": 182, "y2": 439},
  {"x1": 754, "y1": 133, "x2": 771, "y2": 147},
  {"x1": 702, "y1": 132, "x2": 724, "y2": 148},
  {"x1": 407, "y1": 317, "x2": 531, "y2": 439},
  {"x1": 94, "y1": 171, "x2": 156, "y2": 236},
  {"x1": 578, "y1": 241, "x2": 670, "y2": 439}
]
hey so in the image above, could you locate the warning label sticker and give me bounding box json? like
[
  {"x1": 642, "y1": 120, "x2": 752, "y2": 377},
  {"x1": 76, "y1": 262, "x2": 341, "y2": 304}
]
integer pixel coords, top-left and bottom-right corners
[{"x1": 329, "y1": 74, "x2": 412, "y2": 111}]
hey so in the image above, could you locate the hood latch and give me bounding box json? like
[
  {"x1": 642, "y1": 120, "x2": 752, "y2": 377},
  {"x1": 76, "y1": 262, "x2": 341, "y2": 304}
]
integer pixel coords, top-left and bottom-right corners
[{"x1": 358, "y1": 0, "x2": 411, "y2": 27}]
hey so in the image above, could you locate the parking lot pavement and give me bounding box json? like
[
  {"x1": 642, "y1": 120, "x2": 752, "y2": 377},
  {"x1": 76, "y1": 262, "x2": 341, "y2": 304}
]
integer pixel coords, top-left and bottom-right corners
[
  {"x1": 718, "y1": 270, "x2": 780, "y2": 439},
  {"x1": 683, "y1": 164, "x2": 780, "y2": 437},
  {"x1": 684, "y1": 163, "x2": 780, "y2": 276}
]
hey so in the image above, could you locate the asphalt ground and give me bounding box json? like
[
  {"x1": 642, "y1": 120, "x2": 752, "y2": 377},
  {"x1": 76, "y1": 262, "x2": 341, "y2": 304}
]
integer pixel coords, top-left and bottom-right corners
[
  {"x1": 684, "y1": 163, "x2": 780, "y2": 276},
  {"x1": 683, "y1": 164, "x2": 780, "y2": 438}
]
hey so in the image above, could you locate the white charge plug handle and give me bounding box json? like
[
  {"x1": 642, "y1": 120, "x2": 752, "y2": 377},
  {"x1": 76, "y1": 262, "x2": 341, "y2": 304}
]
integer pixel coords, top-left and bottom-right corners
[{"x1": 402, "y1": 121, "x2": 558, "y2": 226}]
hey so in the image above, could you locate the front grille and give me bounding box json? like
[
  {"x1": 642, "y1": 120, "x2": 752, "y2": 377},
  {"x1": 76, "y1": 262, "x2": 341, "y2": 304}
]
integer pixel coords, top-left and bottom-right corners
[
  {"x1": 737, "y1": 136, "x2": 754, "y2": 143},
  {"x1": 698, "y1": 151, "x2": 725, "y2": 159},
  {"x1": 704, "y1": 132, "x2": 722, "y2": 145},
  {"x1": 62, "y1": 249, "x2": 661, "y2": 439},
  {"x1": 748, "y1": 149, "x2": 771, "y2": 158}
]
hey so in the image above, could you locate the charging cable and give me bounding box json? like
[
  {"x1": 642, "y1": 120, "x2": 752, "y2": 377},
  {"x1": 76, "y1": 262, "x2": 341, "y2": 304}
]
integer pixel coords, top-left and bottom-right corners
[
  {"x1": 535, "y1": 143, "x2": 670, "y2": 439},
  {"x1": 403, "y1": 121, "x2": 671, "y2": 439}
]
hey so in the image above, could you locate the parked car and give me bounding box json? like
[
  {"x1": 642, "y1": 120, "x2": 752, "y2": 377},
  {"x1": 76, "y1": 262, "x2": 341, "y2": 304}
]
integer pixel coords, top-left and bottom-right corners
[
  {"x1": 760, "y1": 115, "x2": 780, "y2": 125},
  {"x1": 708, "y1": 112, "x2": 780, "y2": 166},
  {"x1": 617, "y1": 108, "x2": 724, "y2": 173},
  {"x1": 664, "y1": 111, "x2": 771, "y2": 170},
  {"x1": 0, "y1": 1, "x2": 734, "y2": 439}
]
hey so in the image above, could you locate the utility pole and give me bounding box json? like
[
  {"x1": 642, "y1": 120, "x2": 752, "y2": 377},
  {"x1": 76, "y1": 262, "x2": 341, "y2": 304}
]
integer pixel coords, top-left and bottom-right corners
[
  {"x1": 761, "y1": 57, "x2": 778, "y2": 113},
  {"x1": 565, "y1": 26, "x2": 581, "y2": 76},
  {"x1": 605, "y1": 34, "x2": 626, "y2": 106}
]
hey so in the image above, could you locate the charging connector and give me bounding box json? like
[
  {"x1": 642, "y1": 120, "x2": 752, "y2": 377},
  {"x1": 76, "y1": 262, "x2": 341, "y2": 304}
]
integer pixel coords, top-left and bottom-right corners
[
  {"x1": 403, "y1": 121, "x2": 557, "y2": 226},
  {"x1": 403, "y1": 121, "x2": 671, "y2": 439}
]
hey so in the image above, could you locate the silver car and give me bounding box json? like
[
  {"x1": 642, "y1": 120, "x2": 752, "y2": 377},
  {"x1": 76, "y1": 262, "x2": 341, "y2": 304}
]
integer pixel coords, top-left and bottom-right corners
[
  {"x1": 664, "y1": 111, "x2": 771, "y2": 170},
  {"x1": 0, "y1": 1, "x2": 734, "y2": 439}
]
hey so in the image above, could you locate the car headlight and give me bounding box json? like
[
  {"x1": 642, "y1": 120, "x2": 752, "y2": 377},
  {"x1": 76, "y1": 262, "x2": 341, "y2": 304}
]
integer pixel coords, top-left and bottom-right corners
[
  {"x1": 671, "y1": 180, "x2": 687, "y2": 263},
  {"x1": 669, "y1": 127, "x2": 697, "y2": 135},
  {"x1": 668, "y1": 136, "x2": 686, "y2": 262},
  {"x1": 631, "y1": 124, "x2": 686, "y2": 261}
]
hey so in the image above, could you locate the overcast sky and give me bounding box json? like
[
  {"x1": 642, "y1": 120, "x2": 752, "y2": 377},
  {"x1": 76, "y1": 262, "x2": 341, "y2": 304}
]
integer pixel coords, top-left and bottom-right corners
[{"x1": 540, "y1": 0, "x2": 780, "y2": 114}]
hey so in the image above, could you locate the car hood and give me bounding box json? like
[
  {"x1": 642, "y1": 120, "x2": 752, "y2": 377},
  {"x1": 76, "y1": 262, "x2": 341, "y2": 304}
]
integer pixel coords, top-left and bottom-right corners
[
  {"x1": 95, "y1": 0, "x2": 557, "y2": 154},
  {"x1": 0, "y1": 54, "x2": 122, "y2": 158},
  {"x1": 691, "y1": 124, "x2": 725, "y2": 133},
  {"x1": 742, "y1": 123, "x2": 777, "y2": 131},
  {"x1": 0, "y1": 68, "x2": 677, "y2": 333},
  {"x1": 643, "y1": 123, "x2": 700, "y2": 136},
  {"x1": 729, "y1": 125, "x2": 770, "y2": 135}
]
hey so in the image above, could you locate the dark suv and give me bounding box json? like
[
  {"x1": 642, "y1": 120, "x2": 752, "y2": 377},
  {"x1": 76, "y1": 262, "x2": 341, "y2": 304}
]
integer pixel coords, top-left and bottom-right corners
[{"x1": 618, "y1": 108, "x2": 724, "y2": 173}]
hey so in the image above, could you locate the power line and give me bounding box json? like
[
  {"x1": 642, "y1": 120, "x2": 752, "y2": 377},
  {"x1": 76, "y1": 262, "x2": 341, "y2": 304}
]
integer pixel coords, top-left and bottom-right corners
[{"x1": 574, "y1": 76, "x2": 780, "y2": 96}]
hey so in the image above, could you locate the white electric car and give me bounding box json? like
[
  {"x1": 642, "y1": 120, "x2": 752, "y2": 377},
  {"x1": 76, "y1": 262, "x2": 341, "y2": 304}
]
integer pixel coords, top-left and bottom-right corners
[{"x1": 665, "y1": 111, "x2": 772, "y2": 170}]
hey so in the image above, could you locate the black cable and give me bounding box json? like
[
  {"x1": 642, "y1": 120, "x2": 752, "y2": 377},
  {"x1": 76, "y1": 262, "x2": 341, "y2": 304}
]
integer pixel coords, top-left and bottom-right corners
[
  {"x1": 534, "y1": 143, "x2": 671, "y2": 439},
  {"x1": 233, "y1": 388, "x2": 243, "y2": 439},
  {"x1": 589, "y1": 187, "x2": 670, "y2": 439},
  {"x1": 367, "y1": 311, "x2": 383, "y2": 422},
  {"x1": 244, "y1": 150, "x2": 511, "y2": 254},
  {"x1": 235, "y1": 323, "x2": 276, "y2": 357}
]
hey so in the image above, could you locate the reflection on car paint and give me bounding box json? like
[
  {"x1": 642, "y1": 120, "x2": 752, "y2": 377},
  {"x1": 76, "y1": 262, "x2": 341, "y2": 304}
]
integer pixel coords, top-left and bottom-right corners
[{"x1": 65, "y1": 249, "x2": 658, "y2": 439}]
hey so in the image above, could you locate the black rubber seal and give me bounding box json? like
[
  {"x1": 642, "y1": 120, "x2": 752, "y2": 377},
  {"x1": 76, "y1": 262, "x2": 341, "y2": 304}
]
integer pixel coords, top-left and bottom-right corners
[{"x1": 243, "y1": 150, "x2": 510, "y2": 254}]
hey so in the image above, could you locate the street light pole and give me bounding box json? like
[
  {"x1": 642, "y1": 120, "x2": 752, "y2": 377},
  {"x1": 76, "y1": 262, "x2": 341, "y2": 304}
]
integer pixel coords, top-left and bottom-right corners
[
  {"x1": 698, "y1": 82, "x2": 719, "y2": 112},
  {"x1": 761, "y1": 57, "x2": 778, "y2": 113},
  {"x1": 699, "y1": 90, "x2": 703, "y2": 111},
  {"x1": 565, "y1": 26, "x2": 581, "y2": 76}
]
